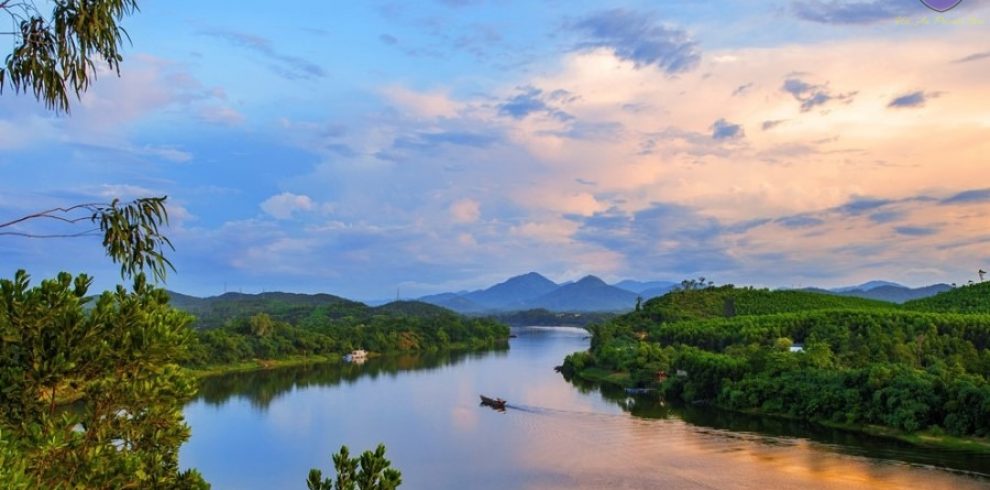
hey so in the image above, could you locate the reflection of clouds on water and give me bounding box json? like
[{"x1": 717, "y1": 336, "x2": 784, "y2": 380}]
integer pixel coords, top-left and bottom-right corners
[{"x1": 450, "y1": 406, "x2": 478, "y2": 432}]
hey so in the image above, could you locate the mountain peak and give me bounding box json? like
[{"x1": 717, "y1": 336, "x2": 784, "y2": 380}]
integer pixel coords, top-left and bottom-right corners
[
  {"x1": 460, "y1": 272, "x2": 559, "y2": 308},
  {"x1": 575, "y1": 275, "x2": 607, "y2": 286},
  {"x1": 510, "y1": 271, "x2": 554, "y2": 283}
]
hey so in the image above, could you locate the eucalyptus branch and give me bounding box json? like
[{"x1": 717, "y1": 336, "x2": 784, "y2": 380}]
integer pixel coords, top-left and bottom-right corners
[
  {"x1": 0, "y1": 202, "x2": 102, "y2": 229},
  {"x1": 0, "y1": 196, "x2": 175, "y2": 282},
  {"x1": 0, "y1": 229, "x2": 99, "y2": 238}
]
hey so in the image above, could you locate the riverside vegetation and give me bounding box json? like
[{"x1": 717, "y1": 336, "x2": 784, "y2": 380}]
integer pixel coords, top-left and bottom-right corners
[
  {"x1": 562, "y1": 282, "x2": 990, "y2": 449},
  {"x1": 0, "y1": 268, "x2": 506, "y2": 489},
  {"x1": 182, "y1": 295, "x2": 509, "y2": 373}
]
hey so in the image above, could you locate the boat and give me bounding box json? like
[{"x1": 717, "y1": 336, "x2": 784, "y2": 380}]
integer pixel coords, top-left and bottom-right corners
[
  {"x1": 344, "y1": 349, "x2": 368, "y2": 364},
  {"x1": 479, "y1": 395, "x2": 507, "y2": 410}
]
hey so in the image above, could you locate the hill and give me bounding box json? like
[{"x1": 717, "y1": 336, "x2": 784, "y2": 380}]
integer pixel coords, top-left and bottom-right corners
[
  {"x1": 641, "y1": 285, "x2": 894, "y2": 323},
  {"x1": 417, "y1": 292, "x2": 487, "y2": 313},
  {"x1": 166, "y1": 291, "x2": 452, "y2": 328},
  {"x1": 563, "y1": 282, "x2": 990, "y2": 446},
  {"x1": 904, "y1": 282, "x2": 990, "y2": 313},
  {"x1": 463, "y1": 272, "x2": 558, "y2": 309},
  {"x1": 372, "y1": 300, "x2": 457, "y2": 317},
  {"x1": 839, "y1": 284, "x2": 952, "y2": 303},
  {"x1": 523, "y1": 275, "x2": 638, "y2": 312},
  {"x1": 832, "y1": 280, "x2": 904, "y2": 292}
]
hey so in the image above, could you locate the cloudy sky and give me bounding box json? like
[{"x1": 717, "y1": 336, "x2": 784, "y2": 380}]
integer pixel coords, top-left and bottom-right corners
[{"x1": 1, "y1": 0, "x2": 989, "y2": 299}]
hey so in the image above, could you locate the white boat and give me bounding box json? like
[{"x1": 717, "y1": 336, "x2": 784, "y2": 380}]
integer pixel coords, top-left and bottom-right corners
[{"x1": 344, "y1": 349, "x2": 368, "y2": 363}]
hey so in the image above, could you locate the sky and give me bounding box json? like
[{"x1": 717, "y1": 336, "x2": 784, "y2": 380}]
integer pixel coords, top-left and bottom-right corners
[{"x1": 1, "y1": 0, "x2": 989, "y2": 300}]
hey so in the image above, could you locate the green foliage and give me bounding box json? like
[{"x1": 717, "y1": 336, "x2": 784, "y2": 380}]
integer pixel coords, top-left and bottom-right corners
[
  {"x1": 250, "y1": 312, "x2": 275, "y2": 337},
  {"x1": 905, "y1": 282, "x2": 990, "y2": 314},
  {"x1": 167, "y1": 291, "x2": 370, "y2": 329},
  {"x1": 96, "y1": 197, "x2": 174, "y2": 282},
  {"x1": 0, "y1": 270, "x2": 207, "y2": 488},
  {"x1": 0, "y1": 197, "x2": 175, "y2": 282},
  {"x1": 184, "y1": 300, "x2": 509, "y2": 367},
  {"x1": 571, "y1": 286, "x2": 990, "y2": 438},
  {"x1": 641, "y1": 285, "x2": 893, "y2": 323},
  {"x1": 307, "y1": 444, "x2": 402, "y2": 490},
  {"x1": 1, "y1": 0, "x2": 140, "y2": 113}
]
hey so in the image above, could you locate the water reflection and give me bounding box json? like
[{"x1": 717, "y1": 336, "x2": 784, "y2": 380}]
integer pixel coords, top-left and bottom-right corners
[
  {"x1": 181, "y1": 327, "x2": 990, "y2": 489},
  {"x1": 197, "y1": 348, "x2": 508, "y2": 410},
  {"x1": 564, "y1": 370, "x2": 990, "y2": 478}
]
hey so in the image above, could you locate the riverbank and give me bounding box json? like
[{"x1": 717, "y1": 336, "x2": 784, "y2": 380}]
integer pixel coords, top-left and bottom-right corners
[
  {"x1": 187, "y1": 339, "x2": 511, "y2": 379},
  {"x1": 53, "y1": 340, "x2": 509, "y2": 405},
  {"x1": 186, "y1": 354, "x2": 342, "y2": 379},
  {"x1": 567, "y1": 365, "x2": 990, "y2": 454}
]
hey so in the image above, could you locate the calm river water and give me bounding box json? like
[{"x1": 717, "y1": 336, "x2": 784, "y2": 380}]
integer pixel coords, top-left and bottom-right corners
[{"x1": 180, "y1": 327, "x2": 990, "y2": 489}]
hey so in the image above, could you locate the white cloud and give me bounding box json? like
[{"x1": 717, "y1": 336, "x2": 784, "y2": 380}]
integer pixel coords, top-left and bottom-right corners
[{"x1": 261, "y1": 192, "x2": 316, "y2": 219}]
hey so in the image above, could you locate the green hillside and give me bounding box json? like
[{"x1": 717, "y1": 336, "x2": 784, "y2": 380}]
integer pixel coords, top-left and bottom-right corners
[
  {"x1": 563, "y1": 285, "x2": 990, "y2": 446},
  {"x1": 372, "y1": 300, "x2": 456, "y2": 318},
  {"x1": 167, "y1": 291, "x2": 373, "y2": 328},
  {"x1": 640, "y1": 285, "x2": 893, "y2": 323},
  {"x1": 904, "y1": 282, "x2": 990, "y2": 314}
]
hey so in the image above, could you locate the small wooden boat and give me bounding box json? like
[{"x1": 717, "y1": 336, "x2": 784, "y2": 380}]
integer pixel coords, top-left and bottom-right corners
[{"x1": 479, "y1": 395, "x2": 507, "y2": 410}]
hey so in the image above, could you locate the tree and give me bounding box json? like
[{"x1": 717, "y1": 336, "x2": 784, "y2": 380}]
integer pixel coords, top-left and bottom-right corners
[
  {"x1": 1, "y1": 0, "x2": 139, "y2": 113},
  {"x1": 0, "y1": 271, "x2": 208, "y2": 488},
  {"x1": 250, "y1": 312, "x2": 275, "y2": 338},
  {"x1": 0, "y1": 196, "x2": 175, "y2": 282},
  {"x1": 307, "y1": 444, "x2": 402, "y2": 490}
]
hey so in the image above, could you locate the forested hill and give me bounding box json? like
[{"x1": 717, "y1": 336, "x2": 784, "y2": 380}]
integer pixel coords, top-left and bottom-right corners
[
  {"x1": 563, "y1": 283, "x2": 990, "y2": 445},
  {"x1": 904, "y1": 282, "x2": 990, "y2": 314},
  {"x1": 166, "y1": 291, "x2": 456, "y2": 328},
  {"x1": 639, "y1": 285, "x2": 893, "y2": 323}
]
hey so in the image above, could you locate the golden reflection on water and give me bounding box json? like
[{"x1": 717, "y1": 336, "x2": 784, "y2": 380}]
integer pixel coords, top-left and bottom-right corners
[{"x1": 510, "y1": 407, "x2": 986, "y2": 489}]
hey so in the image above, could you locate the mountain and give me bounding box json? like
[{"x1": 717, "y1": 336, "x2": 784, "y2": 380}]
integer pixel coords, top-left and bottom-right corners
[
  {"x1": 461, "y1": 272, "x2": 558, "y2": 309},
  {"x1": 417, "y1": 292, "x2": 486, "y2": 313},
  {"x1": 843, "y1": 284, "x2": 952, "y2": 303},
  {"x1": 613, "y1": 280, "x2": 677, "y2": 294},
  {"x1": 832, "y1": 280, "x2": 905, "y2": 293},
  {"x1": 800, "y1": 283, "x2": 952, "y2": 304},
  {"x1": 523, "y1": 275, "x2": 639, "y2": 312}
]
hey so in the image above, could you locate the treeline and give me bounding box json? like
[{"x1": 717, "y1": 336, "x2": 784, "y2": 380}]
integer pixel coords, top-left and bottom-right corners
[
  {"x1": 636, "y1": 285, "x2": 891, "y2": 324},
  {"x1": 187, "y1": 308, "x2": 509, "y2": 367},
  {"x1": 904, "y1": 281, "x2": 990, "y2": 314},
  {"x1": 487, "y1": 308, "x2": 615, "y2": 327},
  {"x1": 564, "y1": 284, "x2": 990, "y2": 439}
]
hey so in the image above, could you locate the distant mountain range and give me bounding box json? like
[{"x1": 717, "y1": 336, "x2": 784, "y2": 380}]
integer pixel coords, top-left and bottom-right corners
[
  {"x1": 416, "y1": 273, "x2": 955, "y2": 313},
  {"x1": 418, "y1": 273, "x2": 668, "y2": 313},
  {"x1": 165, "y1": 275, "x2": 956, "y2": 321},
  {"x1": 804, "y1": 282, "x2": 953, "y2": 304}
]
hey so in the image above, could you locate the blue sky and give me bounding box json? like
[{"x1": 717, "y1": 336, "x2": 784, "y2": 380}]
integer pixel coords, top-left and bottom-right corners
[{"x1": 2, "y1": 0, "x2": 989, "y2": 299}]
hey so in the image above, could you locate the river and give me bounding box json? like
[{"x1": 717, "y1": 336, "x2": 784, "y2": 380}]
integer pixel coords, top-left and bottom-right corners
[{"x1": 180, "y1": 327, "x2": 990, "y2": 489}]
